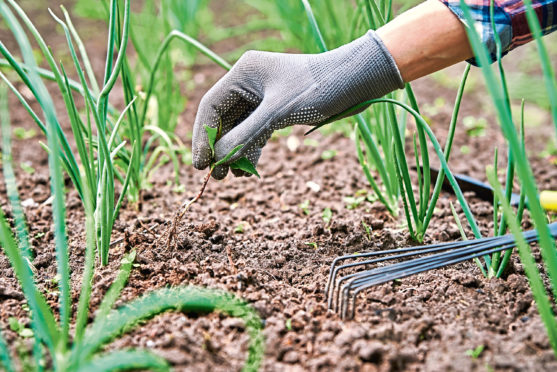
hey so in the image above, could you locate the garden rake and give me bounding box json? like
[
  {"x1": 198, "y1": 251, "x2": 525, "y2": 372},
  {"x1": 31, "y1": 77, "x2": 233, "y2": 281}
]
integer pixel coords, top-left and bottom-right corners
[
  {"x1": 326, "y1": 222, "x2": 557, "y2": 319},
  {"x1": 325, "y1": 167, "x2": 557, "y2": 319}
]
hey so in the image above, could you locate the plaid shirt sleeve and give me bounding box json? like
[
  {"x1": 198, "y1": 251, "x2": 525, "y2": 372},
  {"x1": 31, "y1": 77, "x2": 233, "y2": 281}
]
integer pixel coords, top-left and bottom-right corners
[{"x1": 439, "y1": 0, "x2": 557, "y2": 64}]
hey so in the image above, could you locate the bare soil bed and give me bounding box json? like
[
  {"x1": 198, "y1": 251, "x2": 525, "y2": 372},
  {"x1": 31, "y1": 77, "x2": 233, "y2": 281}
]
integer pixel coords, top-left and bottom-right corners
[{"x1": 1, "y1": 2, "x2": 557, "y2": 371}]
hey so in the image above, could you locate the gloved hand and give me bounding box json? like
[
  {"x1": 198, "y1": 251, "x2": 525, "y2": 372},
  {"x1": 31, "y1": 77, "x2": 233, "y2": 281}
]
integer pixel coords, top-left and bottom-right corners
[{"x1": 192, "y1": 30, "x2": 404, "y2": 179}]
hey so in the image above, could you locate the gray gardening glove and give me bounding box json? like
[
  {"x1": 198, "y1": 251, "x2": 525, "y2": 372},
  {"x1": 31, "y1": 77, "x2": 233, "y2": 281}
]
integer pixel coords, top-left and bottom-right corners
[{"x1": 192, "y1": 30, "x2": 404, "y2": 179}]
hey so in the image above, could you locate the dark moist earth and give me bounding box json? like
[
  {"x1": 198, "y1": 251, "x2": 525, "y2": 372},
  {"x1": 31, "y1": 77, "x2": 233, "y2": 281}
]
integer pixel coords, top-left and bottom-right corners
[{"x1": 2, "y1": 2, "x2": 557, "y2": 371}]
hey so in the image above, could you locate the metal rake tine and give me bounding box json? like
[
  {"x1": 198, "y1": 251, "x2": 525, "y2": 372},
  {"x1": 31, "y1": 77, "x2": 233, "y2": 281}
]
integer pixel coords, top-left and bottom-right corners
[
  {"x1": 327, "y1": 237, "x2": 500, "y2": 306},
  {"x1": 337, "y1": 228, "x2": 541, "y2": 293},
  {"x1": 330, "y1": 235, "x2": 519, "y2": 311},
  {"x1": 326, "y1": 235, "x2": 503, "y2": 305},
  {"x1": 337, "y1": 252, "x2": 455, "y2": 316},
  {"x1": 341, "y1": 242, "x2": 514, "y2": 319},
  {"x1": 339, "y1": 233, "x2": 534, "y2": 318},
  {"x1": 345, "y1": 240, "x2": 524, "y2": 319},
  {"x1": 327, "y1": 249, "x2": 442, "y2": 310},
  {"x1": 326, "y1": 246, "x2": 434, "y2": 298},
  {"x1": 337, "y1": 253, "x2": 452, "y2": 318},
  {"x1": 332, "y1": 223, "x2": 557, "y2": 318},
  {"x1": 341, "y1": 230, "x2": 548, "y2": 319},
  {"x1": 345, "y1": 235, "x2": 519, "y2": 290},
  {"x1": 327, "y1": 241, "x2": 469, "y2": 298},
  {"x1": 327, "y1": 236, "x2": 500, "y2": 280}
]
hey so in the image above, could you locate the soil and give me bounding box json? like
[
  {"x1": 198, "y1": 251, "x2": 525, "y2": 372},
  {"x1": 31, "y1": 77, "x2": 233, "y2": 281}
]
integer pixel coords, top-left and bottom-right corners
[{"x1": 1, "y1": 1, "x2": 557, "y2": 371}]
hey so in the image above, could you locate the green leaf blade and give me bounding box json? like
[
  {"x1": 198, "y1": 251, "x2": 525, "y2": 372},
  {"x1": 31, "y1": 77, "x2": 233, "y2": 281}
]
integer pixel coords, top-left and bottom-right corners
[
  {"x1": 73, "y1": 286, "x2": 264, "y2": 371},
  {"x1": 204, "y1": 124, "x2": 218, "y2": 157},
  {"x1": 230, "y1": 157, "x2": 260, "y2": 178},
  {"x1": 94, "y1": 251, "x2": 136, "y2": 323},
  {"x1": 214, "y1": 144, "x2": 244, "y2": 167},
  {"x1": 78, "y1": 349, "x2": 169, "y2": 372},
  {"x1": 0, "y1": 328, "x2": 15, "y2": 372}
]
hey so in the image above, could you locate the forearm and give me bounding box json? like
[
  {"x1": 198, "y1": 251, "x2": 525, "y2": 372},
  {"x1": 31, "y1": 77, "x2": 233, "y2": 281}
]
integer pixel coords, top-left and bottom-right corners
[{"x1": 377, "y1": 0, "x2": 473, "y2": 82}]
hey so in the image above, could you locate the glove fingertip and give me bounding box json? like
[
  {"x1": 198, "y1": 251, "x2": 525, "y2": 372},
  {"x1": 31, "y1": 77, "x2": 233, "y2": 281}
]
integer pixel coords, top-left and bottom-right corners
[
  {"x1": 231, "y1": 168, "x2": 248, "y2": 177},
  {"x1": 211, "y1": 164, "x2": 229, "y2": 180},
  {"x1": 193, "y1": 151, "x2": 212, "y2": 170}
]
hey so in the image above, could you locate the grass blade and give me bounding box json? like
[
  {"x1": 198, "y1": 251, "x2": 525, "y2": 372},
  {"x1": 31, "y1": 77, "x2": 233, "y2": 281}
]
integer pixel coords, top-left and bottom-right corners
[
  {"x1": 1, "y1": 1, "x2": 83, "y2": 199},
  {"x1": 3, "y1": 0, "x2": 71, "y2": 347},
  {"x1": 0, "y1": 328, "x2": 14, "y2": 372},
  {"x1": 487, "y1": 166, "x2": 557, "y2": 352},
  {"x1": 0, "y1": 69, "x2": 45, "y2": 132},
  {"x1": 60, "y1": 5, "x2": 100, "y2": 95},
  {"x1": 74, "y1": 179, "x2": 97, "y2": 344},
  {"x1": 460, "y1": 0, "x2": 557, "y2": 297},
  {"x1": 0, "y1": 58, "x2": 87, "y2": 95},
  {"x1": 301, "y1": 0, "x2": 327, "y2": 52},
  {"x1": 73, "y1": 286, "x2": 264, "y2": 371},
  {"x1": 522, "y1": 0, "x2": 557, "y2": 131},
  {"x1": 395, "y1": 153, "x2": 416, "y2": 239},
  {"x1": 140, "y1": 30, "x2": 231, "y2": 127},
  {"x1": 97, "y1": 0, "x2": 130, "y2": 109},
  {"x1": 423, "y1": 64, "x2": 471, "y2": 231},
  {"x1": 99, "y1": 0, "x2": 117, "y2": 116},
  {"x1": 355, "y1": 127, "x2": 395, "y2": 214},
  {"x1": 94, "y1": 250, "x2": 136, "y2": 322},
  {"x1": 0, "y1": 85, "x2": 31, "y2": 259},
  {"x1": 392, "y1": 116, "x2": 420, "y2": 235},
  {"x1": 78, "y1": 350, "x2": 169, "y2": 372},
  {"x1": 0, "y1": 91, "x2": 60, "y2": 353},
  {"x1": 0, "y1": 208, "x2": 60, "y2": 353},
  {"x1": 144, "y1": 125, "x2": 180, "y2": 184},
  {"x1": 369, "y1": 98, "x2": 484, "y2": 241},
  {"x1": 113, "y1": 141, "x2": 137, "y2": 221}
]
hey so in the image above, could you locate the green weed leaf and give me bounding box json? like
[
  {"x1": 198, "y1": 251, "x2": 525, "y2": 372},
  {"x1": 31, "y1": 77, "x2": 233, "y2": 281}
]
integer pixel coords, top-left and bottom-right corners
[
  {"x1": 214, "y1": 144, "x2": 244, "y2": 167},
  {"x1": 230, "y1": 157, "x2": 260, "y2": 178},
  {"x1": 93, "y1": 250, "x2": 136, "y2": 323},
  {"x1": 285, "y1": 318, "x2": 292, "y2": 331},
  {"x1": 344, "y1": 196, "x2": 365, "y2": 210},
  {"x1": 78, "y1": 349, "x2": 170, "y2": 372},
  {"x1": 204, "y1": 125, "x2": 218, "y2": 157},
  {"x1": 20, "y1": 162, "x2": 35, "y2": 175},
  {"x1": 13, "y1": 127, "x2": 36, "y2": 139},
  {"x1": 321, "y1": 149, "x2": 337, "y2": 160},
  {"x1": 299, "y1": 200, "x2": 310, "y2": 215},
  {"x1": 322, "y1": 207, "x2": 332, "y2": 224},
  {"x1": 305, "y1": 242, "x2": 318, "y2": 249},
  {"x1": 74, "y1": 286, "x2": 264, "y2": 370},
  {"x1": 465, "y1": 344, "x2": 485, "y2": 359}
]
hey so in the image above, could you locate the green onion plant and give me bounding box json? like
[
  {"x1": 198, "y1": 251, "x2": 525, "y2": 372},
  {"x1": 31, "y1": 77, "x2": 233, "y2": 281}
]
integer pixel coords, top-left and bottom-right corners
[
  {"x1": 247, "y1": 0, "x2": 358, "y2": 53},
  {"x1": 98, "y1": 0, "x2": 230, "y2": 203},
  {"x1": 0, "y1": 84, "x2": 264, "y2": 372},
  {"x1": 301, "y1": 0, "x2": 478, "y2": 243},
  {"x1": 0, "y1": 0, "x2": 134, "y2": 265},
  {"x1": 459, "y1": 0, "x2": 557, "y2": 355},
  {"x1": 0, "y1": 0, "x2": 229, "y2": 263}
]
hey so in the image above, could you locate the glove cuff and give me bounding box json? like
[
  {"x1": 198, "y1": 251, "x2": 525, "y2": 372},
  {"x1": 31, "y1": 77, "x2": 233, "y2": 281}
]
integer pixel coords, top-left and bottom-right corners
[
  {"x1": 346, "y1": 29, "x2": 405, "y2": 102},
  {"x1": 364, "y1": 30, "x2": 405, "y2": 91},
  {"x1": 308, "y1": 30, "x2": 405, "y2": 118}
]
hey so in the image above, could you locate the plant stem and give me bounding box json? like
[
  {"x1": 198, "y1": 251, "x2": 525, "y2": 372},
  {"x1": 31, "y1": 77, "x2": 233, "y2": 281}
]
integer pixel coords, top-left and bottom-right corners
[{"x1": 166, "y1": 167, "x2": 214, "y2": 247}]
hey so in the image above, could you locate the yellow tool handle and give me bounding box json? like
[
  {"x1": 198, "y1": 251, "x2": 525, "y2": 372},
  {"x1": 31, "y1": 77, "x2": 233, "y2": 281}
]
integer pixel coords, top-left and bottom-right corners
[{"x1": 541, "y1": 191, "x2": 557, "y2": 211}]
